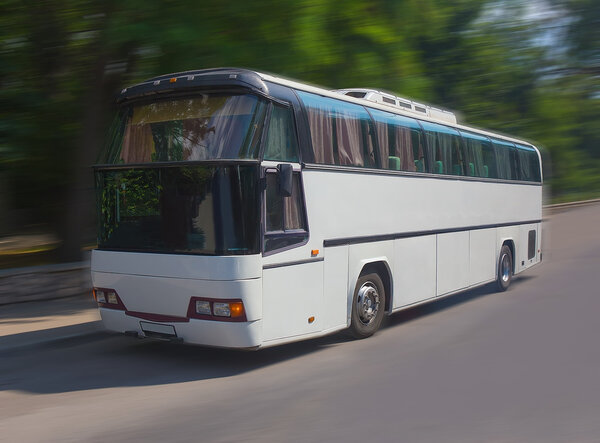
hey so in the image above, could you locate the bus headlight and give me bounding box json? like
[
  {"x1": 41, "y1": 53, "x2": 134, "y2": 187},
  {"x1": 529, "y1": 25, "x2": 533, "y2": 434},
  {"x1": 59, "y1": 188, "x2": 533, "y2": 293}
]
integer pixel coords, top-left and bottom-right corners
[
  {"x1": 214, "y1": 302, "x2": 245, "y2": 319},
  {"x1": 187, "y1": 297, "x2": 247, "y2": 322},
  {"x1": 93, "y1": 288, "x2": 126, "y2": 310},
  {"x1": 107, "y1": 291, "x2": 118, "y2": 304},
  {"x1": 95, "y1": 290, "x2": 106, "y2": 303},
  {"x1": 195, "y1": 300, "x2": 211, "y2": 316},
  {"x1": 213, "y1": 302, "x2": 230, "y2": 317}
]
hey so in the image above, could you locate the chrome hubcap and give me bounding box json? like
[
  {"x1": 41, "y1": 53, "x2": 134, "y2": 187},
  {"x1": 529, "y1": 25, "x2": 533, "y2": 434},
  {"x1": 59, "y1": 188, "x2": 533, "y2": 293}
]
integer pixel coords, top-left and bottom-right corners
[
  {"x1": 501, "y1": 254, "x2": 511, "y2": 282},
  {"x1": 357, "y1": 282, "x2": 380, "y2": 326}
]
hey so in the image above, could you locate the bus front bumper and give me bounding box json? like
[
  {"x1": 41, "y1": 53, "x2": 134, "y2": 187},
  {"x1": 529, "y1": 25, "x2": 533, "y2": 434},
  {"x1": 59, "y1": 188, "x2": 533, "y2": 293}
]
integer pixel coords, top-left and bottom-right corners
[{"x1": 99, "y1": 308, "x2": 262, "y2": 349}]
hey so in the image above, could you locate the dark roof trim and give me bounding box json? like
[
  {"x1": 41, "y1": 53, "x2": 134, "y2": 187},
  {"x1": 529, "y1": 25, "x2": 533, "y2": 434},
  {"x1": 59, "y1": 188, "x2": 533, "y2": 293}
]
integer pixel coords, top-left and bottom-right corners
[{"x1": 117, "y1": 68, "x2": 269, "y2": 103}]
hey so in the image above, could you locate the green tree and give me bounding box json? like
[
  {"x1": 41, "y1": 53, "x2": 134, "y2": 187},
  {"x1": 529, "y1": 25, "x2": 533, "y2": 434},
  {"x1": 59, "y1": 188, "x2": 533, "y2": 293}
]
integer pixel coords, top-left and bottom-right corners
[{"x1": 1, "y1": 0, "x2": 599, "y2": 261}]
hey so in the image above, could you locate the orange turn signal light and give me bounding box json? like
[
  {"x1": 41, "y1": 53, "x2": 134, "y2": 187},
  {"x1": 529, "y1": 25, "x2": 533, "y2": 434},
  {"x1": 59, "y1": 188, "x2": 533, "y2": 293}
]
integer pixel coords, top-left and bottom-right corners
[
  {"x1": 169, "y1": 77, "x2": 177, "y2": 83},
  {"x1": 229, "y1": 302, "x2": 245, "y2": 318},
  {"x1": 311, "y1": 249, "x2": 319, "y2": 257}
]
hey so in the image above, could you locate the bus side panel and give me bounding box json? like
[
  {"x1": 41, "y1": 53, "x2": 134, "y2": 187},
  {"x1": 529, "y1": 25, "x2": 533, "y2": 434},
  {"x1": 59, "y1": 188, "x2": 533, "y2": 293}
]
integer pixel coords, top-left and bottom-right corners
[
  {"x1": 323, "y1": 245, "x2": 349, "y2": 331},
  {"x1": 518, "y1": 222, "x2": 541, "y2": 271},
  {"x1": 302, "y1": 170, "x2": 541, "y2": 243},
  {"x1": 437, "y1": 231, "x2": 470, "y2": 296},
  {"x1": 469, "y1": 228, "x2": 496, "y2": 286},
  {"x1": 393, "y1": 235, "x2": 437, "y2": 308},
  {"x1": 262, "y1": 262, "x2": 323, "y2": 342}
]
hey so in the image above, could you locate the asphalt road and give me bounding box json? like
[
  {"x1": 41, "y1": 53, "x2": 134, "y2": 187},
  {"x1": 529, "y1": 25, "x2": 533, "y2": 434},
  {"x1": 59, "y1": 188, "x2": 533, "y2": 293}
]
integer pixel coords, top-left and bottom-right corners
[{"x1": 2, "y1": 204, "x2": 600, "y2": 443}]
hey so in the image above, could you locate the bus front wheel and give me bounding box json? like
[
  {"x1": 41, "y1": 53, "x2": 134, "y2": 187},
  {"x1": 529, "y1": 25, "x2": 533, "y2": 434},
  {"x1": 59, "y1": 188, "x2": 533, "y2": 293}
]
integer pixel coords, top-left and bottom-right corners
[
  {"x1": 497, "y1": 245, "x2": 513, "y2": 291},
  {"x1": 349, "y1": 273, "x2": 386, "y2": 339}
]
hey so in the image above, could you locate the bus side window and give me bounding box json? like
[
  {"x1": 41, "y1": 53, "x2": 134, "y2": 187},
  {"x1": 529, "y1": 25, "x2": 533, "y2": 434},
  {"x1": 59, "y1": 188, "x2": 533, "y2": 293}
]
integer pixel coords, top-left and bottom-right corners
[
  {"x1": 296, "y1": 91, "x2": 374, "y2": 168},
  {"x1": 481, "y1": 138, "x2": 497, "y2": 178},
  {"x1": 462, "y1": 133, "x2": 481, "y2": 176},
  {"x1": 333, "y1": 106, "x2": 373, "y2": 168},
  {"x1": 424, "y1": 131, "x2": 442, "y2": 174},
  {"x1": 509, "y1": 146, "x2": 519, "y2": 180},
  {"x1": 263, "y1": 104, "x2": 299, "y2": 162},
  {"x1": 369, "y1": 108, "x2": 422, "y2": 172},
  {"x1": 461, "y1": 131, "x2": 496, "y2": 178},
  {"x1": 452, "y1": 135, "x2": 466, "y2": 176},
  {"x1": 421, "y1": 121, "x2": 463, "y2": 175},
  {"x1": 515, "y1": 144, "x2": 541, "y2": 182},
  {"x1": 264, "y1": 171, "x2": 308, "y2": 253},
  {"x1": 530, "y1": 149, "x2": 541, "y2": 182},
  {"x1": 493, "y1": 139, "x2": 518, "y2": 180},
  {"x1": 412, "y1": 128, "x2": 426, "y2": 172}
]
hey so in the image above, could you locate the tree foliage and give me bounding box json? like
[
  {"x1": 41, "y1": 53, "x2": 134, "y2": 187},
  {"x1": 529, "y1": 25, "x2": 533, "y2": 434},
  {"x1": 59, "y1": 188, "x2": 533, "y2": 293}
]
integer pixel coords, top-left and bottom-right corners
[{"x1": 0, "y1": 0, "x2": 598, "y2": 259}]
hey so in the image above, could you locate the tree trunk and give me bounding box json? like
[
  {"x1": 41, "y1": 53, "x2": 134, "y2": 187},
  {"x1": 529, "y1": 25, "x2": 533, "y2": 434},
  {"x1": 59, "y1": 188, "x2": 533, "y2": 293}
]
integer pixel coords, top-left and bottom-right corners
[
  {"x1": 0, "y1": 172, "x2": 13, "y2": 235},
  {"x1": 57, "y1": 57, "x2": 110, "y2": 262}
]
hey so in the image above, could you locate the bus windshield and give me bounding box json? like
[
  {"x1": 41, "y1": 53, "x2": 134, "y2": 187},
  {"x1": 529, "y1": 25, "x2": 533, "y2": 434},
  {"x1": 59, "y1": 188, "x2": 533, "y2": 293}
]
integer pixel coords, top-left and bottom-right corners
[
  {"x1": 101, "y1": 93, "x2": 268, "y2": 164},
  {"x1": 95, "y1": 165, "x2": 260, "y2": 255}
]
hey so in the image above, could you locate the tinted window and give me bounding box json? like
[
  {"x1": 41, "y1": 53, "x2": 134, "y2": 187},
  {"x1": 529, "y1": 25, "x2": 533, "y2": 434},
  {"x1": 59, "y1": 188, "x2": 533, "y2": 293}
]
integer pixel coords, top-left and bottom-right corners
[
  {"x1": 284, "y1": 175, "x2": 307, "y2": 231},
  {"x1": 420, "y1": 121, "x2": 465, "y2": 175},
  {"x1": 264, "y1": 171, "x2": 308, "y2": 253},
  {"x1": 96, "y1": 165, "x2": 260, "y2": 255},
  {"x1": 102, "y1": 94, "x2": 268, "y2": 164},
  {"x1": 493, "y1": 139, "x2": 518, "y2": 180},
  {"x1": 516, "y1": 144, "x2": 541, "y2": 182},
  {"x1": 265, "y1": 174, "x2": 283, "y2": 231},
  {"x1": 297, "y1": 91, "x2": 376, "y2": 168},
  {"x1": 461, "y1": 131, "x2": 497, "y2": 178},
  {"x1": 369, "y1": 109, "x2": 425, "y2": 172},
  {"x1": 263, "y1": 104, "x2": 299, "y2": 162}
]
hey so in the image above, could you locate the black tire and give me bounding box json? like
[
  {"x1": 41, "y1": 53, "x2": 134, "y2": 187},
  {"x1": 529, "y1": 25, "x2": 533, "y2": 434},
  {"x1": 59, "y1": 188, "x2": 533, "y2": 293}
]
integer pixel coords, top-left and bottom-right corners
[
  {"x1": 349, "y1": 272, "x2": 386, "y2": 339},
  {"x1": 497, "y1": 245, "x2": 513, "y2": 291}
]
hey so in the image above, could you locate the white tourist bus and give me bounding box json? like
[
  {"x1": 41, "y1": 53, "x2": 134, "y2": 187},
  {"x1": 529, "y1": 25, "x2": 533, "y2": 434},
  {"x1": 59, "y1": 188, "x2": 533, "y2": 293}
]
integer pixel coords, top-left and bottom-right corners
[{"x1": 92, "y1": 68, "x2": 542, "y2": 348}]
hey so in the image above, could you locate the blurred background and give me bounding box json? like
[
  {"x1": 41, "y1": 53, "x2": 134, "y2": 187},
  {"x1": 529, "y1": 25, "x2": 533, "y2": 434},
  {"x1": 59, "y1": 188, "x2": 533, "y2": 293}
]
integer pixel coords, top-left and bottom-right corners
[{"x1": 0, "y1": 0, "x2": 598, "y2": 267}]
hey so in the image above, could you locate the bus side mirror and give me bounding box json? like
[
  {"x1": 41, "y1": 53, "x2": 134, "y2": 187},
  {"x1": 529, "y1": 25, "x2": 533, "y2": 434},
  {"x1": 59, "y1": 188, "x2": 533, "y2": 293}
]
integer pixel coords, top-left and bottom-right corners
[{"x1": 278, "y1": 163, "x2": 293, "y2": 197}]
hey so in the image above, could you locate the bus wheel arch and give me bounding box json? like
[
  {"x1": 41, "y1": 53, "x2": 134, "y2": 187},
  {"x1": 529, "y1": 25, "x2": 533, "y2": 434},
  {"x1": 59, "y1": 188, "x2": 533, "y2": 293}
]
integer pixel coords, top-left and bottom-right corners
[
  {"x1": 502, "y1": 239, "x2": 515, "y2": 274},
  {"x1": 497, "y1": 240, "x2": 515, "y2": 291},
  {"x1": 348, "y1": 260, "x2": 391, "y2": 339},
  {"x1": 360, "y1": 261, "x2": 392, "y2": 313}
]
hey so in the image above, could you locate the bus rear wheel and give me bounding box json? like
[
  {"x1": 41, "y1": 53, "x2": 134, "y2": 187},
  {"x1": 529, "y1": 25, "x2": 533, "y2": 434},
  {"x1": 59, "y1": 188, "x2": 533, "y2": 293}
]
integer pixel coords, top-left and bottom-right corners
[
  {"x1": 497, "y1": 245, "x2": 513, "y2": 291},
  {"x1": 349, "y1": 273, "x2": 386, "y2": 339}
]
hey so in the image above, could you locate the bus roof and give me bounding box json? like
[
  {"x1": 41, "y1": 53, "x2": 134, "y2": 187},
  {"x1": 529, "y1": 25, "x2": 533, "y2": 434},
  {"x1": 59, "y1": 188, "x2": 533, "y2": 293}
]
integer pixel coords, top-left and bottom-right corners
[{"x1": 117, "y1": 67, "x2": 539, "y2": 153}]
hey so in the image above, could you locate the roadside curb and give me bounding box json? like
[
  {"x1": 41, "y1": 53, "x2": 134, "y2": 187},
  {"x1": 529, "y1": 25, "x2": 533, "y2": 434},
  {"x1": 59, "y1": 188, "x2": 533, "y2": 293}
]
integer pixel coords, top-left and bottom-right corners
[
  {"x1": 0, "y1": 321, "x2": 105, "y2": 354},
  {"x1": 544, "y1": 198, "x2": 600, "y2": 212},
  {"x1": 0, "y1": 260, "x2": 91, "y2": 306}
]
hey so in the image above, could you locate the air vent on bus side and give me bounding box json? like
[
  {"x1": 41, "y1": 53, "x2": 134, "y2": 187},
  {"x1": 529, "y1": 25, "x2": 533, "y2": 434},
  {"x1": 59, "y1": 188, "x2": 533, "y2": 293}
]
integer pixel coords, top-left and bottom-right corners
[{"x1": 333, "y1": 88, "x2": 457, "y2": 125}]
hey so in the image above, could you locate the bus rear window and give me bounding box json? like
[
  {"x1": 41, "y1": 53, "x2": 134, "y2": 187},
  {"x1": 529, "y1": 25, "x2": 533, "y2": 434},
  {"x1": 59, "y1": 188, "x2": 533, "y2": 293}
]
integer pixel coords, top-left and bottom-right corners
[{"x1": 101, "y1": 93, "x2": 267, "y2": 164}]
